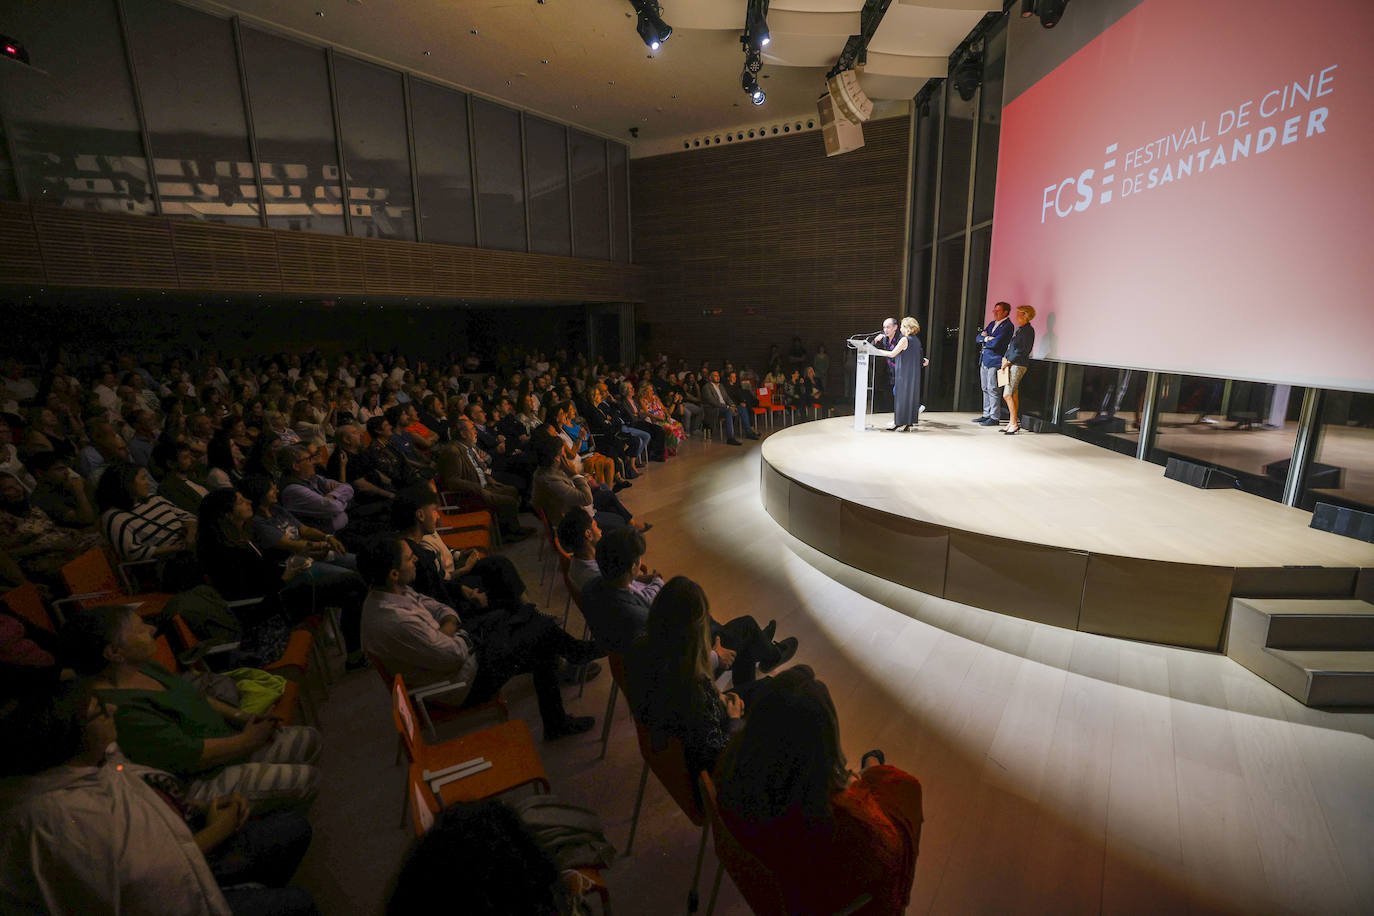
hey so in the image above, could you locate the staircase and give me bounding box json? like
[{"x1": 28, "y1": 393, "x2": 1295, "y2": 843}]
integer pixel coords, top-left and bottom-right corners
[{"x1": 1226, "y1": 598, "x2": 1374, "y2": 707}]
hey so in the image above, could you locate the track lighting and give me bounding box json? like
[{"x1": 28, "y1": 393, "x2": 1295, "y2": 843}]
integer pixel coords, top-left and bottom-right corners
[
  {"x1": 746, "y1": 0, "x2": 770, "y2": 50},
  {"x1": 741, "y1": 70, "x2": 765, "y2": 105},
  {"x1": 630, "y1": 0, "x2": 671, "y2": 51},
  {"x1": 1022, "y1": 0, "x2": 1070, "y2": 29}
]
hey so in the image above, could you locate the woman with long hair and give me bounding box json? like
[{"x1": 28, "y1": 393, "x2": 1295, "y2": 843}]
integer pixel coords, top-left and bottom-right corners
[
  {"x1": 204, "y1": 424, "x2": 245, "y2": 490},
  {"x1": 714, "y1": 665, "x2": 924, "y2": 916},
  {"x1": 626, "y1": 576, "x2": 758, "y2": 777},
  {"x1": 95, "y1": 461, "x2": 198, "y2": 587},
  {"x1": 636, "y1": 382, "x2": 683, "y2": 454}
]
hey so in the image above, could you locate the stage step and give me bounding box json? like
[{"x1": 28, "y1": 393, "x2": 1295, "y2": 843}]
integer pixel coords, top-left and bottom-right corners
[{"x1": 1227, "y1": 597, "x2": 1374, "y2": 707}]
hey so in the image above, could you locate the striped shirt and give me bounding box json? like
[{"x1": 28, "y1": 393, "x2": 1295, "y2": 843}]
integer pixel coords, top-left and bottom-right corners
[{"x1": 100, "y1": 496, "x2": 194, "y2": 561}]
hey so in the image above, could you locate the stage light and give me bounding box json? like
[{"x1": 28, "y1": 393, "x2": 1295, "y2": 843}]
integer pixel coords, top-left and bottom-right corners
[
  {"x1": 631, "y1": 1, "x2": 671, "y2": 51},
  {"x1": 742, "y1": 69, "x2": 765, "y2": 105},
  {"x1": 1021, "y1": 0, "x2": 1039, "y2": 17},
  {"x1": 1, "y1": 34, "x2": 30, "y2": 65},
  {"x1": 1038, "y1": 0, "x2": 1070, "y2": 28},
  {"x1": 952, "y1": 50, "x2": 982, "y2": 102}
]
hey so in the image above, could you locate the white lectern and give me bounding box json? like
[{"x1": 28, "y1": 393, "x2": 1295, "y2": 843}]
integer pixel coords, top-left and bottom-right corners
[{"x1": 848, "y1": 339, "x2": 886, "y2": 431}]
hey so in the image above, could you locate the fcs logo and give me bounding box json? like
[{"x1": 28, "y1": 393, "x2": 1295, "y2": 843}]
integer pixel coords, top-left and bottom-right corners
[{"x1": 1040, "y1": 144, "x2": 1117, "y2": 223}]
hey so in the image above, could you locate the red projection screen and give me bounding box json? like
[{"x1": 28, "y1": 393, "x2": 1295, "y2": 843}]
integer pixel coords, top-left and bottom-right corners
[{"x1": 987, "y1": 0, "x2": 1374, "y2": 393}]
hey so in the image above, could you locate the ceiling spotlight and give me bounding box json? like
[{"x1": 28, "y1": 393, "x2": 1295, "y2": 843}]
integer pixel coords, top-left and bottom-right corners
[
  {"x1": 746, "y1": 0, "x2": 771, "y2": 50},
  {"x1": 952, "y1": 49, "x2": 982, "y2": 101},
  {"x1": 742, "y1": 69, "x2": 765, "y2": 105},
  {"x1": 631, "y1": 1, "x2": 671, "y2": 51}
]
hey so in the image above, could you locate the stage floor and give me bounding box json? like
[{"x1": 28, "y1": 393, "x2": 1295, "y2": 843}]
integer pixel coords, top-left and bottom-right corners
[{"x1": 759, "y1": 414, "x2": 1374, "y2": 650}]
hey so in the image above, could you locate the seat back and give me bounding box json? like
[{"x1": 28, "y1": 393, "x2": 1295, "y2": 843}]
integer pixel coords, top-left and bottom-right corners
[
  {"x1": 367, "y1": 651, "x2": 396, "y2": 692},
  {"x1": 153, "y1": 634, "x2": 180, "y2": 672},
  {"x1": 632, "y1": 716, "x2": 705, "y2": 827},
  {"x1": 2, "y1": 583, "x2": 54, "y2": 632},
  {"x1": 391, "y1": 674, "x2": 423, "y2": 764},
  {"x1": 699, "y1": 772, "x2": 789, "y2": 916},
  {"x1": 409, "y1": 770, "x2": 439, "y2": 838},
  {"x1": 170, "y1": 615, "x2": 200, "y2": 652},
  {"x1": 755, "y1": 387, "x2": 773, "y2": 410},
  {"x1": 60, "y1": 548, "x2": 123, "y2": 601},
  {"x1": 607, "y1": 652, "x2": 628, "y2": 694}
]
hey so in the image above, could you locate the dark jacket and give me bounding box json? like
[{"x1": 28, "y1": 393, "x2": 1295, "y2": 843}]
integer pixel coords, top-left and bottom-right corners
[{"x1": 1005, "y1": 324, "x2": 1036, "y2": 367}]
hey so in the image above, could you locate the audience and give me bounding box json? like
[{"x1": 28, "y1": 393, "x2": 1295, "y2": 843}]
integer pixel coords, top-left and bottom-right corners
[{"x1": 715, "y1": 665, "x2": 924, "y2": 916}]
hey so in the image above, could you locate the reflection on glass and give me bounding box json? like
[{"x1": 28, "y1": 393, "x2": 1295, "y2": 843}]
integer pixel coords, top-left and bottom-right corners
[
  {"x1": 472, "y1": 99, "x2": 526, "y2": 252},
  {"x1": 240, "y1": 28, "x2": 343, "y2": 235},
  {"x1": 1301, "y1": 391, "x2": 1374, "y2": 511},
  {"x1": 609, "y1": 143, "x2": 629, "y2": 262},
  {"x1": 570, "y1": 130, "x2": 609, "y2": 260},
  {"x1": 911, "y1": 99, "x2": 940, "y2": 249},
  {"x1": 0, "y1": 0, "x2": 152, "y2": 214},
  {"x1": 524, "y1": 116, "x2": 570, "y2": 256},
  {"x1": 971, "y1": 21, "x2": 1006, "y2": 225},
  {"x1": 937, "y1": 81, "x2": 974, "y2": 238},
  {"x1": 1060, "y1": 364, "x2": 1146, "y2": 456},
  {"x1": 410, "y1": 80, "x2": 475, "y2": 247},
  {"x1": 123, "y1": 0, "x2": 258, "y2": 226},
  {"x1": 1148, "y1": 374, "x2": 1305, "y2": 501},
  {"x1": 957, "y1": 227, "x2": 993, "y2": 412},
  {"x1": 333, "y1": 57, "x2": 415, "y2": 240},
  {"x1": 925, "y1": 237, "x2": 965, "y2": 408}
]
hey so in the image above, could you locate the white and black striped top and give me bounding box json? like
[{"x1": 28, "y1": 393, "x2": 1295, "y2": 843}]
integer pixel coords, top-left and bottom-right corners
[{"x1": 100, "y1": 496, "x2": 194, "y2": 561}]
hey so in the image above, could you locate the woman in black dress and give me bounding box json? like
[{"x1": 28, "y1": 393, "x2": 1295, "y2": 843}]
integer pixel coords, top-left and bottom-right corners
[{"x1": 883, "y1": 316, "x2": 925, "y2": 431}]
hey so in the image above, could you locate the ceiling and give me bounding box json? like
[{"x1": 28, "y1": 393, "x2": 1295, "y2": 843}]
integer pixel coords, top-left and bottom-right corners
[{"x1": 194, "y1": 0, "x2": 994, "y2": 156}]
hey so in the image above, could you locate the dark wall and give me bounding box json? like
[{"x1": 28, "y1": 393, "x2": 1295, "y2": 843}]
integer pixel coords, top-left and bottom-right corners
[{"x1": 630, "y1": 117, "x2": 910, "y2": 376}]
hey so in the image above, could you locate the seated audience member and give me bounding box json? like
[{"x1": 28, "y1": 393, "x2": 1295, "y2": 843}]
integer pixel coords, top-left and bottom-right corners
[
  {"x1": 26, "y1": 450, "x2": 97, "y2": 529},
  {"x1": 0, "y1": 417, "x2": 35, "y2": 493},
  {"x1": 361, "y1": 416, "x2": 422, "y2": 491},
  {"x1": 557, "y1": 510, "x2": 602, "y2": 595},
  {"x1": 387, "y1": 800, "x2": 577, "y2": 916},
  {"x1": 205, "y1": 423, "x2": 247, "y2": 490},
  {"x1": 76, "y1": 418, "x2": 130, "y2": 484},
  {"x1": 530, "y1": 435, "x2": 634, "y2": 533},
  {"x1": 435, "y1": 417, "x2": 531, "y2": 541},
  {"x1": 0, "y1": 685, "x2": 319, "y2": 916},
  {"x1": 276, "y1": 444, "x2": 363, "y2": 539},
  {"x1": 324, "y1": 424, "x2": 397, "y2": 507},
  {"x1": 553, "y1": 400, "x2": 624, "y2": 490},
  {"x1": 0, "y1": 471, "x2": 104, "y2": 587},
  {"x1": 701, "y1": 370, "x2": 757, "y2": 446},
  {"x1": 200, "y1": 486, "x2": 368, "y2": 668},
  {"x1": 126, "y1": 408, "x2": 161, "y2": 468},
  {"x1": 358, "y1": 536, "x2": 598, "y2": 741},
  {"x1": 0, "y1": 596, "x2": 63, "y2": 698},
  {"x1": 62, "y1": 605, "x2": 322, "y2": 812},
  {"x1": 616, "y1": 381, "x2": 667, "y2": 461},
  {"x1": 580, "y1": 527, "x2": 796, "y2": 682},
  {"x1": 589, "y1": 382, "x2": 649, "y2": 468},
  {"x1": 626, "y1": 576, "x2": 756, "y2": 778},
  {"x1": 715, "y1": 666, "x2": 924, "y2": 916},
  {"x1": 95, "y1": 460, "x2": 197, "y2": 565},
  {"x1": 385, "y1": 404, "x2": 436, "y2": 468},
  {"x1": 152, "y1": 440, "x2": 210, "y2": 514},
  {"x1": 392, "y1": 484, "x2": 529, "y2": 614},
  {"x1": 637, "y1": 381, "x2": 684, "y2": 454},
  {"x1": 21, "y1": 406, "x2": 79, "y2": 463}
]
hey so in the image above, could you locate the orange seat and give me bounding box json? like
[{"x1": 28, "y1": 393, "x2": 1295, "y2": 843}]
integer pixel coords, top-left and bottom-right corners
[
  {"x1": 391, "y1": 674, "x2": 549, "y2": 828},
  {"x1": 2, "y1": 583, "x2": 55, "y2": 632},
  {"x1": 57, "y1": 548, "x2": 171, "y2": 623},
  {"x1": 438, "y1": 509, "x2": 491, "y2": 531},
  {"x1": 439, "y1": 528, "x2": 491, "y2": 553},
  {"x1": 367, "y1": 651, "x2": 507, "y2": 742},
  {"x1": 170, "y1": 614, "x2": 316, "y2": 682},
  {"x1": 626, "y1": 721, "x2": 712, "y2": 911}
]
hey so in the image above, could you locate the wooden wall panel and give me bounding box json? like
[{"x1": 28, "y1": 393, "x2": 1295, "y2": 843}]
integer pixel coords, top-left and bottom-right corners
[
  {"x1": 0, "y1": 201, "x2": 646, "y2": 302},
  {"x1": 631, "y1": 117, "x2": 910, "y2": 371}
]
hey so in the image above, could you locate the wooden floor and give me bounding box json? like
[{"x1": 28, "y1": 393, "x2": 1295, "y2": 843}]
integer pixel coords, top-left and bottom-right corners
[
  {"x1": 294, "y1": 426, "x2": 1374, "y2": 915},
  {"x1": 761, "y1": 414, "x2": 1374, "y2": 569}
]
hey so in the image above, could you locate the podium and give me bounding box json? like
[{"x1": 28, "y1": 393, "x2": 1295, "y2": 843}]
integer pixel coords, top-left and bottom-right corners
[{"x1": 847, "y1": 339, "x2": 887, "y2": 431}]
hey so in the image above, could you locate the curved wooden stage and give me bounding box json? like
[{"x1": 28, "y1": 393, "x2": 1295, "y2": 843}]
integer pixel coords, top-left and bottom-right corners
[{"x1": 759, "y1": 414, "x2": 1374, "y2": 651}]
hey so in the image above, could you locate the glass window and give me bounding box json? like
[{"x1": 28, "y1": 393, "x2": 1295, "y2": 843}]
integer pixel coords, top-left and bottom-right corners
[
  {"x1": 1301, "y1": 391, "x2": 1374, "y2": 512},
  {"x1": 971, "y1": 22, "x2": 1006, "y2": 225},
  {"x1": 937, "y1": 79, "x2": 975, "y2": 238},
  {"x1": 1060, "y1": 364, "x2": 1146, "y2": 457},
  {"x1": 925, "y1": 237, "x2": 965, "y2": 409},
  {"x1": 1147, "y1": 374, "x2": 1306, "y2": 501},
  {"x1": 0, "y1": 0, "x2": 152, "y2": 214},
  {"x1": 410, "y1": 80, "x2": 475, "y2": 247},
  {"x1": 957, "y1": 226, "x2": 993, "y2": 411},
  {"x1": 570, "y1": 130, "x2": 609, "y2": 260},
  {"x1": 240, "y1": 28, "x2": 343, "y2": 235},
  {"x1": 609, "y1": 142, "x2": 629, "y2": 262},
  {"x1": 524, "y1": 116, "x2": 570, "y2": 256},
  {"x1": 123, "y1": 0, "x2": 257, "y2": 226},
  {"x1": 471, "y1": 98, "x2": 526, "y2": 252},
  {"x1": 333, "y1": 57, "x2": 414, "y2": 241},
  {"x1": 912, "y1": 91, "x2": 941, "y2": 248}
]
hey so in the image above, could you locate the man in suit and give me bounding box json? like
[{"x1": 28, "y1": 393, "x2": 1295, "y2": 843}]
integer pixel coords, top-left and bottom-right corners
[
  {"x1": 701, "y1": 370, "x2": 758, "y2": 446},
  {"x1": 973, "y1": 301, "x2": 1013, "y2": 426},
  {"x1": 434, "y1": 417, "x2": 530, "y2": 541}
]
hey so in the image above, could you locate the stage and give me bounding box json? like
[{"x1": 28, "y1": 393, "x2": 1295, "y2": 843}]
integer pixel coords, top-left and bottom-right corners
[{"x1": 760, "y1": 414, "x2": 1374, "y2": 650}]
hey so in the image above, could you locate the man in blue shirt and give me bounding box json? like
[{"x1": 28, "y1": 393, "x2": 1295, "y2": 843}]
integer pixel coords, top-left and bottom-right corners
[{"x1": 973, "y1": 301, "x2": 1013, "y2": 426}]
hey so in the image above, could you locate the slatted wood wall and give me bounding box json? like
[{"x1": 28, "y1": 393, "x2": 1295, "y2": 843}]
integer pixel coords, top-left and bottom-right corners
[
  {"x1": 630, "y1": 116, "x2": 910, "y2": 374},
  {"x1": 0, "y1": 201, "x2": 648, "y2": 302}
]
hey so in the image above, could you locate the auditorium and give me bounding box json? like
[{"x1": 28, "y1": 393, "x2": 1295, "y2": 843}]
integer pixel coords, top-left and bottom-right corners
[{"x1": 1, "y1": 1, "x2": 1371, "y2": 914}]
